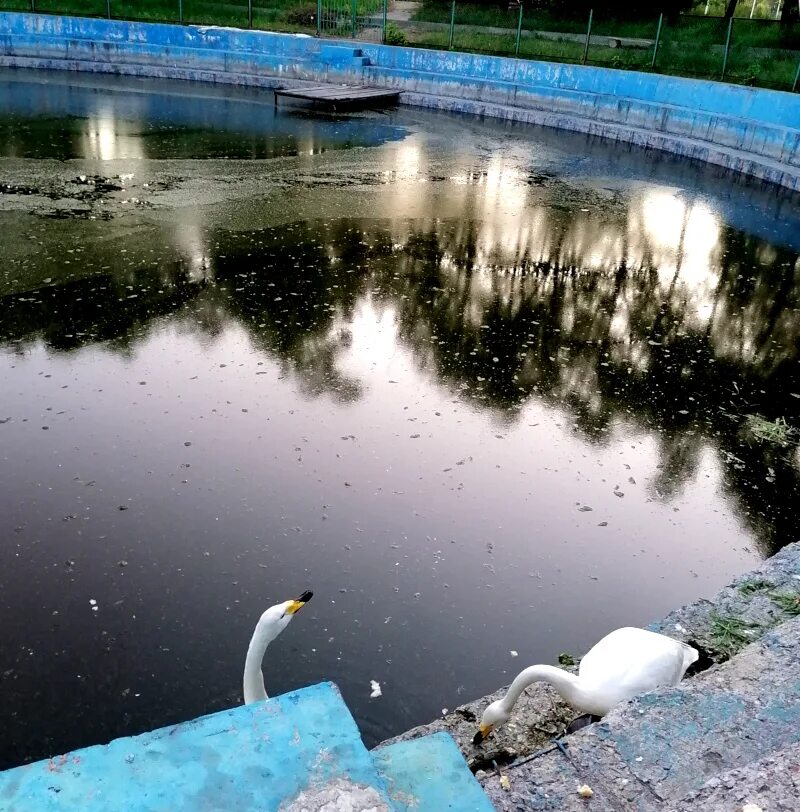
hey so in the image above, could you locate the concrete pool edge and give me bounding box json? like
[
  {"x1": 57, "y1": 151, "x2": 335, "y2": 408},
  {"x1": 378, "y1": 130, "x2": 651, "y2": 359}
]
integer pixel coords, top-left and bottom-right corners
[{"x1": 0, "y1": 13, "x2": 799, "y2": 192}]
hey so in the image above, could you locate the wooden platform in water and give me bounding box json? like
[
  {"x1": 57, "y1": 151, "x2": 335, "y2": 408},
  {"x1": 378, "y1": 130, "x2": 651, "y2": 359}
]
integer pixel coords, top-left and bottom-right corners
[{"x1": 274, "y1": 84, "x2": 401, "y2": 110}]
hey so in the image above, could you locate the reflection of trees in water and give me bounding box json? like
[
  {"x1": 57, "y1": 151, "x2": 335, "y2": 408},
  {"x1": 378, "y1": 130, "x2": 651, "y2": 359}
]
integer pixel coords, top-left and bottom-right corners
[
  {"x1": 388, "y1": 220, "x2": 800, "y2": 556},
  {"x1": 1, "y1": 217, "x2": 798, "y2": 555},
  {"x1": 211, "y1": 222, "x2": 378, "y2": 402},
  {"x1": 0, "y1": 263, "x2": 204, "y2": 356}
]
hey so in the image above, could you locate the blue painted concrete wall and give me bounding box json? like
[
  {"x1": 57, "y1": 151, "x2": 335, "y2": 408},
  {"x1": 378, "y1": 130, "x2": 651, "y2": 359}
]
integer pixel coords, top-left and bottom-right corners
[{"x1": 1, "y1": 12, "x2": 799, "y2": 189}]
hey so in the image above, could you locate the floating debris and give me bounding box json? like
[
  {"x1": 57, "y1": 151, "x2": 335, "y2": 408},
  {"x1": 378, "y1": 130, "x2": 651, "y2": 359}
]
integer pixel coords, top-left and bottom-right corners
[
  {"x1": 369, "y1": 680, "x2": 382, "y2": 699},
  {"x1": 744, "y1": 414, "x2": 796, "y2": 447}
]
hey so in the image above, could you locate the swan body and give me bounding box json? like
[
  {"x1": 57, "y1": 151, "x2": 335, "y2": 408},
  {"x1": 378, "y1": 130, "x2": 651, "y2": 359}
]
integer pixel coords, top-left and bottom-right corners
[
  {"x1": 243, "y1": 590, "x2": 312, "y2": 704},
  {"x1": 475, "y1": 627, "x2": 698, "y2": 741}
]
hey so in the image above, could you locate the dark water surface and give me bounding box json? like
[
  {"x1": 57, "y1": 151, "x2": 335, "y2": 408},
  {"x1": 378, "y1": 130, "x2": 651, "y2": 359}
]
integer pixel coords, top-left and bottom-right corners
[{"x1": 1, "y1": 71, "x2": 799, "y2": 769}]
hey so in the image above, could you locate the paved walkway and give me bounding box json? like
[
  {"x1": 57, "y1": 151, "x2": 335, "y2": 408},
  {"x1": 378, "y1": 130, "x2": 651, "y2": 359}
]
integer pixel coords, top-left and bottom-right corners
[
  {"x1": 386, "y1": 0, "x2": 420, "y2": 22},
  {"x1": 384, "y1": 2, "x2": 654, "y2": 49}
]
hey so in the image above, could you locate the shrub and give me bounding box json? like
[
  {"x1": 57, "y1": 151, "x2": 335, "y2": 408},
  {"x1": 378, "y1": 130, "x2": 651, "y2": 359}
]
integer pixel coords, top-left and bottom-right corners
[
  {"x1": 286, "y1": 4, "x2": 317, "y2": 27},
  {"x1": 384, "y1": 22, "x2": 408, "y2": 45}
]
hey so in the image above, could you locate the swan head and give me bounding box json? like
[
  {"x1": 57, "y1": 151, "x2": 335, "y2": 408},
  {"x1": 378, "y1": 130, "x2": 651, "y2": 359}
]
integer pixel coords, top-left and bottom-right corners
[
  {"x1": 472, "y1": 700, "x2": 510, "y2": 745},
  {"x1": 257, "y1": 590, "x2": 313, "y2": 637}
]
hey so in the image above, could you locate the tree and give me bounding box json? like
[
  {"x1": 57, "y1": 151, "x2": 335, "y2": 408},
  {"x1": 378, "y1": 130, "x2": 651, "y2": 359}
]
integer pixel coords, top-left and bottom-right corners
[
  {"x1": 541, "y1": 1, "x2": 694, "y2": 20},
  {"x1": 781, "y1": 0, "x2": 800, "y2": 26},
  {"x1": 722, "y1": 0, "x2": 739, "y2": 19}
]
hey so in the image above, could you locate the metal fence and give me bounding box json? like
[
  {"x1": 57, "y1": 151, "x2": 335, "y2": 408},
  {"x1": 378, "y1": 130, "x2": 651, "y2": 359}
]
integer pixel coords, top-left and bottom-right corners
[{"x1": 1, "y1": 2, "x2": 798, "y2": 91}]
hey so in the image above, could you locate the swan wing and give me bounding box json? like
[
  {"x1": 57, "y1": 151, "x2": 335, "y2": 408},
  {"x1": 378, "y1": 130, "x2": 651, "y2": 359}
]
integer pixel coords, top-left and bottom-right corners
[{"x1": 578, "y1": 627, "x2": 691, "y2": 699}]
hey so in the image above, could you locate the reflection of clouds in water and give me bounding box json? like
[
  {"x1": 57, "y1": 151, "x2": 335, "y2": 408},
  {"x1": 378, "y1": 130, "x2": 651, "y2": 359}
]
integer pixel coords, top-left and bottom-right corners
[
  {"x1": 81, "y1": 109, "x2": 146, "y2": 161},
  {"x1": 344, "y1": 298, "x2": 400, "y2": 378},
  {"x1": 172, "y1": 223, "x2": 212, "y2": 283},
  {"x1": 384, "y1": 142, "x2": 422, "y2": 182},
  {"x1": 380, "y1": 147, "x2": 729, "y2": 318},
  {"x1": 638, "y1": 189, "x2": 721, "y2": 324}
]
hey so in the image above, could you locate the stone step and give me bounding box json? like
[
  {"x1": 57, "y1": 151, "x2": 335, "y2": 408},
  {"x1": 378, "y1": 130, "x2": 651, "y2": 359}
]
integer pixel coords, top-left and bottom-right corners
[
  {"x1": 0, "y1": 681, "x2": 394, "y2": 811},
  {"x1": 372, "y1": 732, "x2": 494, "y2": 811},
  {"x1": 675, "y1": 740, "x2": 800, "y2": 812}
]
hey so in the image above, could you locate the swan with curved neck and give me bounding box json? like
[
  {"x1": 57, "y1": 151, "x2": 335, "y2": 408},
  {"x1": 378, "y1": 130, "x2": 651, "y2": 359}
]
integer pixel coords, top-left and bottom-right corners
[
  {"x1": 474, "y1": 627, "x2": 698, "y2": 743},
  {"x1": 243, "y1": 590, "x2": 313, "y2": 704}
]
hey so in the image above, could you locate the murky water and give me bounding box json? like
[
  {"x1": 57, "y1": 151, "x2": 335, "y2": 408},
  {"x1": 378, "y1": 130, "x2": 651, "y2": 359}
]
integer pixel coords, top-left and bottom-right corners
[{"x1": 1, "y1": 70, "x2": 799, "y2": 769}]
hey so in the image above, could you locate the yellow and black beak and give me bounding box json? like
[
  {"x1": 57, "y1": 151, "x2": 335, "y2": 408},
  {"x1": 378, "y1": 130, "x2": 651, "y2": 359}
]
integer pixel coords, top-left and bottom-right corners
[
  {"x1": 286, "y1": 590, "x2": 313, "y2": 615},
  {"x1": 472, "y1": 724, "x2": 493, "y2": 746}
]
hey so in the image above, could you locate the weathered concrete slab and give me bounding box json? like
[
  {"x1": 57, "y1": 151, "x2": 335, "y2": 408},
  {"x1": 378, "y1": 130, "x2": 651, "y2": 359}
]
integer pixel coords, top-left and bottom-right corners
[
  {"x1": 0, "y1": 682, "x2": 393, "y2": 812},
  {"x1": 479, "y1": 615, "x2": 800, "y2": 810},
  {"x1": 372, "y1": 732, "x2": 494, "y2": 811},
  {"x1": 675, "y1": 741, "x2": 800, "y2": 812}
]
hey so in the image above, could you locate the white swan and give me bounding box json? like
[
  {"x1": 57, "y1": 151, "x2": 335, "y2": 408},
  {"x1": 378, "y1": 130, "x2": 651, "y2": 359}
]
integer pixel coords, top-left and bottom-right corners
[
  {"x1": 474, "y1": 627, "x2": 698, "y2": 743},
  {"x1": 243, "y1": 590, "x2": 313, "y2": 704}
]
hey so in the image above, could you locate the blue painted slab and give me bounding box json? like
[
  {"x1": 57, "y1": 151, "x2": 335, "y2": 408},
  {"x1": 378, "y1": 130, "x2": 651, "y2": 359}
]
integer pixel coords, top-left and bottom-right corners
[
  {"x1": 0, "y1": 682, "x2": 392, "y2": 812},
  {"x1": 372, "y1": 733, "x2": 493, "y2": 811}
]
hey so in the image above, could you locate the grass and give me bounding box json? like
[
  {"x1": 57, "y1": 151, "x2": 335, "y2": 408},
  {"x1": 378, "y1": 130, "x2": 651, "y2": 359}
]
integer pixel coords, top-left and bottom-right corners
[
  {"x1": 0, "y1": 0, "x2": 380, "y2": 32},
  {"x1": 770, "y1": 591, "x2": 800, "y2": 616},
  {"x1": 413, "y1": 3, "x2": 661, "y2": 39},
  {"x1": 408, "y1": 2, "x2": 800, "y2": 89},
  {"x1": 737, "y1": 580, "x2": 800, "y2": 618},
  {"x1": 738, "y1": 577, "x2": 774, "y2": 596},
  {"x1": 708, "y1": 611, "x2": 760, "y2": 657}
]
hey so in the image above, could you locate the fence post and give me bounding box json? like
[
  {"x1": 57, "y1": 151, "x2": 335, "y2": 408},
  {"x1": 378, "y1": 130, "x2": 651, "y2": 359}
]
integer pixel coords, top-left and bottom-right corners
[
  {"x1": 382, "y1": 0, "x2": 388, "y2": 44},
  {"x1": 721, "y1": 14, "x2": 733, "y2": 80},
  {"x1": 30, "y1": 0, "x2": 34, "y2": 12},
  {"x1": 178, "y1": 0, "x2": 183, "y2": 25},
  {"x1": 247, "y1": 0, "x2": 252, "y2": 29},
  {"x1": 651, "y1": 13, "x2": 662, "y2": 69},
  {"x1": 352, "y1": 0, "x2": 357, "y2": 39},
  {"x1": 793, "y1": 59, "x2": 800, "y2": 92},
  {"x1": 448, "y1": 0, "x2": 456, "y2": 50},
  {"x1": 107, "y1": 0, "x2": 111, "y2": 19},
  {"x1": 582, "y1": 8, "x2": 593, "y2": 65},
  {"x1": 317, "y1": 0, "x2": 321, "y2": 36},
  {"x1": 514, "y1": 3, "x2": 523, "y2": 57}
]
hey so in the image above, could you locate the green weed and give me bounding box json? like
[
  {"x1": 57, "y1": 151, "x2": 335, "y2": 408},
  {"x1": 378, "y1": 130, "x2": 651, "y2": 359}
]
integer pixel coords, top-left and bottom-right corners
[
  {"x1": 770, "y1": 591, "x2": 800, "y2": 616},
  {"x1": 738, "y1": 578, "x2": 774, "y2": 596},
  {"x1": 708, "y1": 612, "x2": 760, "y2": 657}
]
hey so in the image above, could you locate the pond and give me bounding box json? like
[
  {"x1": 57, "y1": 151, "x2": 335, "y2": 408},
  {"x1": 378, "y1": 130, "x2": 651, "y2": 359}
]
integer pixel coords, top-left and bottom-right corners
[{"x1": 1, "y1": 69, "x2": 799, "y2": 769}]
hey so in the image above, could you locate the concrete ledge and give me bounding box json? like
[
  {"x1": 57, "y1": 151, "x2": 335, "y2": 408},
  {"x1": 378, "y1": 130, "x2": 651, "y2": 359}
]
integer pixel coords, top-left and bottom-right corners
[{"x1": 1, "y1": 12, "x2": 799, "y2": 190}]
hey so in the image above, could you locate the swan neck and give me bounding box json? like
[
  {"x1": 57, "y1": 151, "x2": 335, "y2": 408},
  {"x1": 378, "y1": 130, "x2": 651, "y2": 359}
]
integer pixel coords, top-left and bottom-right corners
[
  {"x1": 243, "y1": 619, "x2": 274, "y2": 704},
  {"x1": 501, "y1": 665, "x2": 582, "y2": 712}
]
